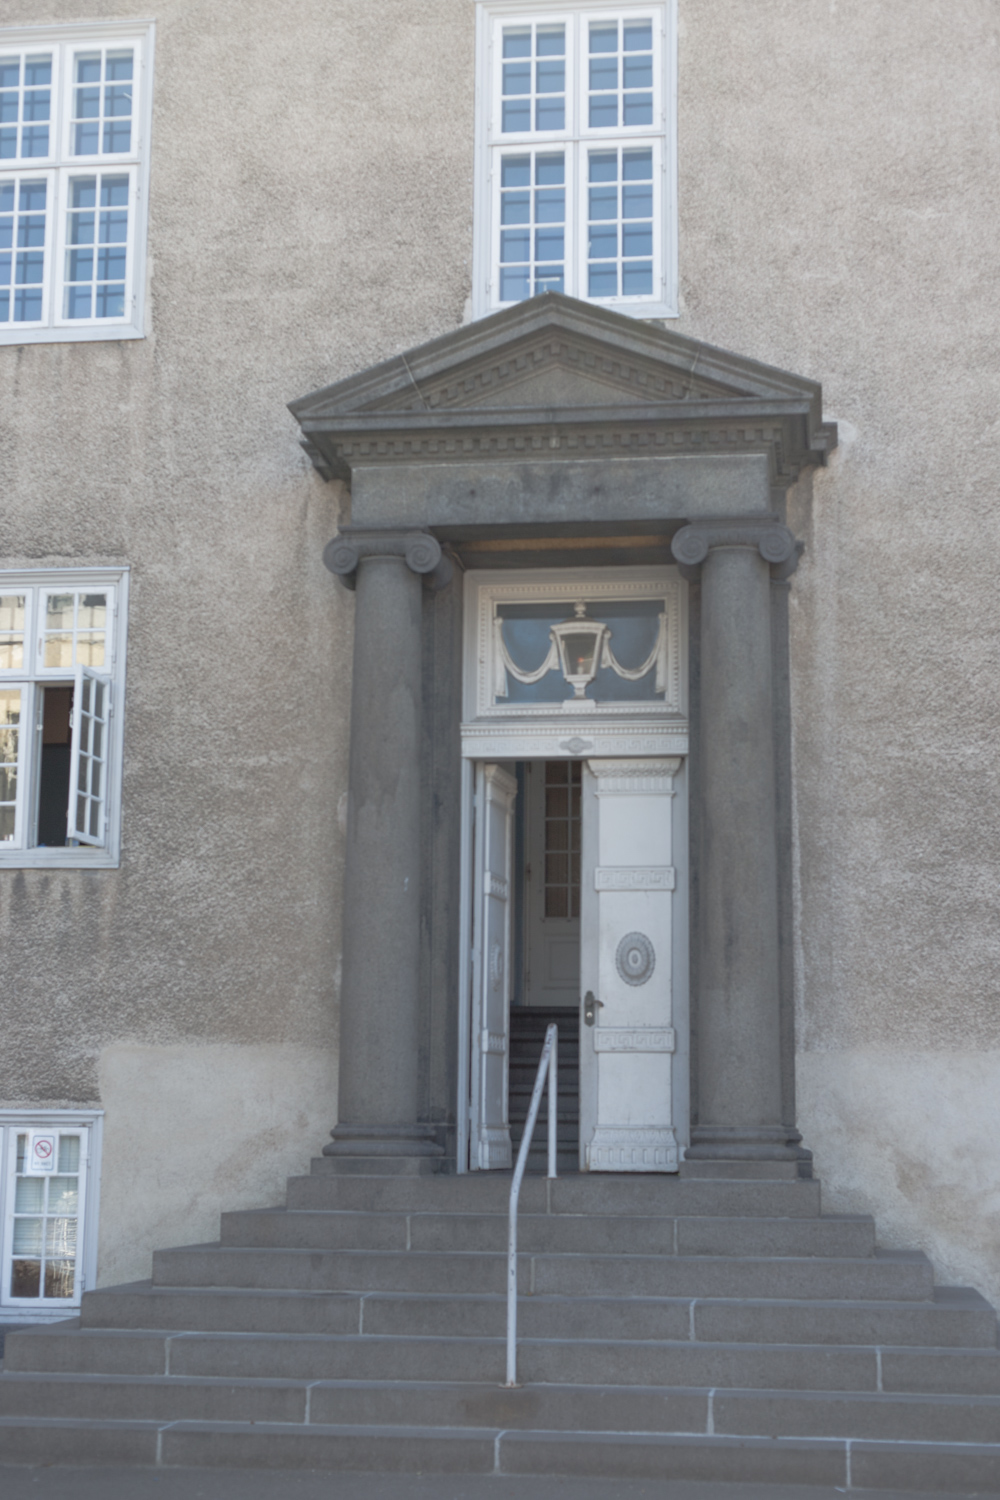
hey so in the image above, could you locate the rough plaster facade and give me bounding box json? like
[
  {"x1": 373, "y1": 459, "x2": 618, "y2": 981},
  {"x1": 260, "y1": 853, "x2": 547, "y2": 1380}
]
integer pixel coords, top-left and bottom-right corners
[{"x1": 1, "y1": 0, "x2": 999, "y2": 1304}]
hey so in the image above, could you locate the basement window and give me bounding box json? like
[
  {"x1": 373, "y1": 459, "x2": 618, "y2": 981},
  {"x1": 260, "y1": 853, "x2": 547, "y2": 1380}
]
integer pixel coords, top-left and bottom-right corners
[{"x1": 0, "y1": 1112, "x2": 103, "y2": 1318}]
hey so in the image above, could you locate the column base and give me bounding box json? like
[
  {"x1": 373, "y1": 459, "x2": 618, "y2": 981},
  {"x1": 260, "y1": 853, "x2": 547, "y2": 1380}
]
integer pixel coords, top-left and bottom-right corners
[
  {"x1": 321, "y1": 1122, "x2": 445, "y2": 1176},
  {"x1": 682, "y1": 1125, "x2": 812, "y2": 1179}
]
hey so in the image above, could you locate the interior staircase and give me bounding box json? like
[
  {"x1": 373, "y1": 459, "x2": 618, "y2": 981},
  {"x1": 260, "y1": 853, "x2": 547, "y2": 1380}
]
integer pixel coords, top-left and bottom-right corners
[
  {"x1": 1, "y1": 1153, "x2": 999, "y2": 1490},
  {"x1": 508, "y1": 1005, "x2": 579, "y2": 1173}
]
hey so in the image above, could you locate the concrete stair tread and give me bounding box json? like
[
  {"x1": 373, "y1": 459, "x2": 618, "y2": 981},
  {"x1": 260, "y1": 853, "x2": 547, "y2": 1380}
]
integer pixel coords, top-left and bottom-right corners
[
  {"x1": 2, "y1": 1415, "x2": 1000, "y2": 1489},
  {"x1": 8, "y1": 1328, "x2": 1000, "y2": 1394}
]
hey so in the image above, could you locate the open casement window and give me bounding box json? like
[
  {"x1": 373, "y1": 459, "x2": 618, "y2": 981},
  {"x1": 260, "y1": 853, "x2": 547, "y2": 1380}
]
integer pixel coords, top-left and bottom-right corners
[
  {"x1": 0, "y1": 20, "x2": 154, "y2": 344},
  {"x1": 469, "y1": 763, "x2": 517, "y2": 1170},
  {"x1": 474, "y1": 1, "x2": 677, "y2": 319},
  {"x1": 66, "y1": 665, "x2": 110, "y2": 846},
  {"x1": 0, "y1": 569, "x2": 128, "y2": 868}
]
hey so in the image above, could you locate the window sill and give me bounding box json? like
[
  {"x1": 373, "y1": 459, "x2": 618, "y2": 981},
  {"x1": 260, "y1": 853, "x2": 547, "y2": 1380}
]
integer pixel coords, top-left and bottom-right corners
[
  {"x1": 0, "y1": 324, "x2": 144, "y2": 346},
  {"x1": 0, "y1": 850, "x2": 120, "y2": 870}
]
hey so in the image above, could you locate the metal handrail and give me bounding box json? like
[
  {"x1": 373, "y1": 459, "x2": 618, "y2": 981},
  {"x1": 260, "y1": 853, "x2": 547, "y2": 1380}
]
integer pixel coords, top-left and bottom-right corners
[{"x1": 506, "y1": 1021, "x2": 557, "y2": 1386}]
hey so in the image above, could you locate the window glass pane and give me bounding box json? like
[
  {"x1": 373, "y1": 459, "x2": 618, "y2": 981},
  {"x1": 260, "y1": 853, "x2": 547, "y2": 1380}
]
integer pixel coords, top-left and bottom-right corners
[
  {"x1": 49, "y1": 1175, "x2": 79, "y2": 1212},
  {"x1": 0, "y1": 686, "x2": 20, "y2": 840},
  {"x1": 44, "y1": 1259, "x2": 75, "y2": 1297},
  {"x1": 0, "y1": 53, "x2": 51, "y2": 161},
  {"x1": 45, "y1": 1218, "x2": 78, "y2": 1257},
  {"x1": 72, "y1": 49, "x2": 133, "y2": 156},
  {"x1": 0, "y1": 179, "x2": 46, "y2": 322},
  {"x1": 11, "y1": 1259, "x2": 40, "y2": 1297},
  {"x1": 66, "y1": 178, "x2": 128, "y2": 320},
  {"x1": 501, "y1": 24, "x2": 564, "y2": 133},
  {"x1": 42, "y1": 591, "x2": 109, "y2": 664},
  {"x1": 0, "y1": 593, "x2": 25, "y2": 668},
  {"x1": 588, "y1": 147, "x2": 653, "y2": 300},
  {"x1": 44, "y1": 635, "x2": 74, "y2": 668},
  {"x1": 12, "y1": 1217, "x2": 43, "y2": 1255},
  {"x1": 14, "y1": 1175, "x2": 43, "y2": 1213},
  {"x1": 57, "y1": 1135, "x2": 81, "y2": 1173},
  {"x1": 589, "y1": 18, "x2": 654, "y2": 130}
]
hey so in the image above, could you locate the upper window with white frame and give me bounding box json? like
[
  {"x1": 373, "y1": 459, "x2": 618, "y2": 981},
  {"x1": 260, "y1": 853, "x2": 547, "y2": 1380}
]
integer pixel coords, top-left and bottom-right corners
[
  {"x1": 0, "y1": 568, "x2": 128, "y2": 868},
  {"x1": 0, "y1": 20, "x2": 154, "y2": 344},
  {"x1": 474, "y1": 1, "x2": 676, "y2": 319}
]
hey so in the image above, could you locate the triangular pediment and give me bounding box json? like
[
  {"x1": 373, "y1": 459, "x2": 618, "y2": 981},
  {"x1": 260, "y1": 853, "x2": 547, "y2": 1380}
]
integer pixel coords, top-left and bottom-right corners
[
  {"x1": 291, "y1": 293, "x2": 823, "y2": 419},
  {"x1": 289, "y1": 293, "x2": 836, "y2": 482}
]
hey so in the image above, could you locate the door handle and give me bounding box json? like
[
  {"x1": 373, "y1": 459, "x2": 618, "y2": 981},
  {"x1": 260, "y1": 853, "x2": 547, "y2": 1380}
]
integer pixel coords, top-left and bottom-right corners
[{"x1": 583, "y1": 991, "x2": 603, "y2": 1027}]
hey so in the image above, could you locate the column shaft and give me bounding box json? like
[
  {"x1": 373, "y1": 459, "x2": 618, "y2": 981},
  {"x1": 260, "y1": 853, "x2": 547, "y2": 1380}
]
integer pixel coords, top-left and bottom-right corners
[
  {"x1": 328, "y1": 553, "x2": 438, "y2": 1159},
  {"x1": 692, "y1": 543, "x2": 793, "y2": 1160}
]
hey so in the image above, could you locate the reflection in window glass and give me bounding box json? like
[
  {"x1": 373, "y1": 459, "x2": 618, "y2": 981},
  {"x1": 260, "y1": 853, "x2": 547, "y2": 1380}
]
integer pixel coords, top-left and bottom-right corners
[
  {"x1": 72, "y1": 49, "x2": 133, "y2": 156},
  {"x1": 0, "y1": 178, "x2": 47, "y2": 323},
  {"x1": 0, "y1": 594, "x2": 25, "y2": 669},
  {"x1": 588, "y1": 147, "x2": 653, "y2": 298},
  {"x1": 499, "y1": 152, "x2": 565, "y2": 302},
  {"x1": 0, "y1": 54, "x2": 52, "y2": 161},
  {"x1": 9, "y1": 1131, "x2": 82, "y2": 1301},
  {"x1": 589, "y1": 19, "x2": 653, "y2": 129},
  {"x1": 42, "y1": 590, "x2": 108, "y2": 668},
  {"x1": 0, "y1": 687, "x2": 20, "y2": 842}
]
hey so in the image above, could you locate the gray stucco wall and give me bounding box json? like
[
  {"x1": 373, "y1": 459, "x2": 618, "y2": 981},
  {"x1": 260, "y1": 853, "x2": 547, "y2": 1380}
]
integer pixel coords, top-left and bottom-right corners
[{"x1": 1, "y1": 0, "x2": 998, "y2": 1301}]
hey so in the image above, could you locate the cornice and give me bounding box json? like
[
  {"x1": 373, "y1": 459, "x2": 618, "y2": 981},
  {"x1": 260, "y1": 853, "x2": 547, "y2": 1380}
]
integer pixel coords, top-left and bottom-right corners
[{"x1": 291, "y1": 294, "x2": 837, "y2": 489}]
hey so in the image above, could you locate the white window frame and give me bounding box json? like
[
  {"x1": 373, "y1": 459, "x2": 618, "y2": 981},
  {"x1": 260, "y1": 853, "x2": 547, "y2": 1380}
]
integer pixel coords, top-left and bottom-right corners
[
  {"x1": 473, "y1": 0, "x2": 677, "y2": 320},
  {"x1": 0, "y1": 1110, "x2": 103, "y2": 1322},
  {"x1": 0, "y1": 566, "x2": 129, "y2": 868},
  {"x1": 0, "y1": 19, "x2": 154, "y2": 345}
]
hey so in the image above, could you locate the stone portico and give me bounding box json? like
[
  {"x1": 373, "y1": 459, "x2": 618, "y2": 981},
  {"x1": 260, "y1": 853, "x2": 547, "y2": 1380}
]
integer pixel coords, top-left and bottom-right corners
[{"x1": 288, "y1": 292, "x2": 837, "y2": 1175}]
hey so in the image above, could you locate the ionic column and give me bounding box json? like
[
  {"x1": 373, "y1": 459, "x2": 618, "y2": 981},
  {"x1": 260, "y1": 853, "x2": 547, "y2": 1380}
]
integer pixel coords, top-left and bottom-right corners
[
  {"x1": 671, "y1": 518, "x2": 802, "y2": 1167},
  {"x1": 322, "y1": 528, "x2": 451, "y2": 1168}
]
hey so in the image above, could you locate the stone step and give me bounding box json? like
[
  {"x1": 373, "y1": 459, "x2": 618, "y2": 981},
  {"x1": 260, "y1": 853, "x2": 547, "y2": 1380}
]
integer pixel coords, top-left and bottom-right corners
[
  {"x1": 1, "y1": 1416, "x2": 999, "y2": 1490},
  {"x1": 217, "y1": 1207, "x2": 877, "y2": 1258},
  {"x1": 2, "y1": 1372, "x2": 1000, "y2": 1444},
  {"x1": 9, "y1": 1327, "x2": 1000, "y2": 1395},
  {"x1": 77, "y1": 1282, "x2": 995, "y2": 1347},
  {"x1": 0, "y1": 1377, "x2": 998, "y2": 1447},
  {"x1": 149, "y1": 1244, "x2": 934, "y2": 1301},
  {"x1": 289, "y1": 1169, "x2": 825, "y2": 1217}
]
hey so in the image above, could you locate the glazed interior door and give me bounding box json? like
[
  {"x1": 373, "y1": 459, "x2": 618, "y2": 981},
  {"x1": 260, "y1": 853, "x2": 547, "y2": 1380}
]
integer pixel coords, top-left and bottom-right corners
[
  {"x1": 579, "y1": 757, "x2": 682, "y2": 1172},
  {"x1": 523, "y1": 760, "x2": 581, "y2": 1006},
  {"x1": 469, "y1": 763, "x2": 516, "y2": 1169}
]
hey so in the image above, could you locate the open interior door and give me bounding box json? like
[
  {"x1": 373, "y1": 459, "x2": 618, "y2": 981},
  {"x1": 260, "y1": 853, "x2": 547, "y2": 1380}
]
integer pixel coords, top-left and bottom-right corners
[
  {"x1": 579, "y1": 757, "x2": 682, "y2": 1171},
  {"x1": 468, "y1": 763, "x2": 517, "y2": 1169}
]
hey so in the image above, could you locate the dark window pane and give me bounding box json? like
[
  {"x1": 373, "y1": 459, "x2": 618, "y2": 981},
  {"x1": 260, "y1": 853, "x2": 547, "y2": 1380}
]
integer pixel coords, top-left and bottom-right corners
[{"x1": 11, "y1": 1258, "x2": 41, "y2": 1297}]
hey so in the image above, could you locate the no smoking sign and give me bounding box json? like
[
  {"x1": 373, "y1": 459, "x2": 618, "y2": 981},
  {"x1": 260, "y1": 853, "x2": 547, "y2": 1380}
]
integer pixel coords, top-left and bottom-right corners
[{"x1": 26, "y1": 1132, "x2": 57, "y2": 1175}]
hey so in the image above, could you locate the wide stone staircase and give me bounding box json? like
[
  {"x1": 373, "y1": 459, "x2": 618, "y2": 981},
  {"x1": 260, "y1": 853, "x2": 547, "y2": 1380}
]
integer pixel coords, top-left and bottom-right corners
[{"x1": 1, "y1": 1162, "x2": 999, "y2": 1491}]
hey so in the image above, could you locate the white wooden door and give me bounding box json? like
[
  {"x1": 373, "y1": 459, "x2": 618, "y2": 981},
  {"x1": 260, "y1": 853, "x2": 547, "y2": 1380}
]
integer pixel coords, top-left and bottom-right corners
[
  {"x1": 523, "y1": 760, "x2": 581, "y2": 1007},
  {"x1": 469, "y1": 763, "x2": 517, "y2": 1169},
  {"x1": 579, "y1": 757, "x2": 683, "y2": 1172}
]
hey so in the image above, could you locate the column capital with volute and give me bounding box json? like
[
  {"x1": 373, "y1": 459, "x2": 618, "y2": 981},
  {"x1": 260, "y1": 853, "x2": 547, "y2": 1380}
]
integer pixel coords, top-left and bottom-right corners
[
  {"x1": 671, "y1": 517, "x2": 803, "y2": 581},
  {"x1": 324, "y1": 528, "x2": 453, "y2": 591}
]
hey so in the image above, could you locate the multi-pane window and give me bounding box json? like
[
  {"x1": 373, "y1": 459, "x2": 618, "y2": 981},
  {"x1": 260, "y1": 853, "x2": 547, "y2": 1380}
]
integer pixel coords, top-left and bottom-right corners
[
  {"x1": 0, "y1": 1114, "x2": 101, "y2": 1314},
  {"x1": 0, "y1": 22, "x2": 152, "y2": 343},
  {"x1": 0, "y1": 569, "x2": 128, "y2": 868},
  {"x1": 476, "y1": 2, "x2": 676, "y2": 317},
  {"x1": 543, "y1": 759, "x2": 581, "y2": 918}
]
